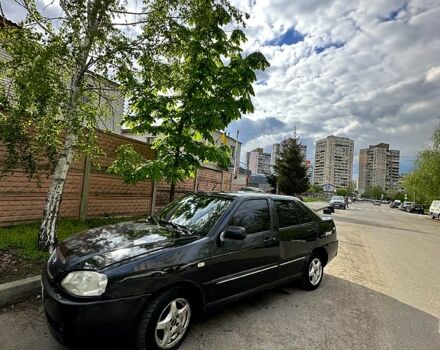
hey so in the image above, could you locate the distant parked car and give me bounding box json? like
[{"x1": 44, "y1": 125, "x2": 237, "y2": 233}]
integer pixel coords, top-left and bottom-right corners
[
  {"x1": 390, "y1": 200, "x2": 401, "y2": 208},
  {"x1": 407, "y1": 203, "x2": 424, "y2": 214},
  {"x1": 330, "y1": 195, "x2": 347, "y2": 209},
  {"x1": 399, "y1": 201, "x2": 414, "y2": 211},
  {"x1": 372, "y1": 200, "x2": 381, "y2": 206},
  {"x1": 429, "y1": 200, "x2": 440, "y2": 219}
]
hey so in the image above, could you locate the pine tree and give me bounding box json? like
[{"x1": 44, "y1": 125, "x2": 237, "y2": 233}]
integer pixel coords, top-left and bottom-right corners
[{"x1": 268, "y1": 138, "x2": 309, "y2": 195}]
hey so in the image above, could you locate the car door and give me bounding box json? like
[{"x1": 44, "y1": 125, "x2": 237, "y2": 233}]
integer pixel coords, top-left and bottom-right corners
[
  {"x1": 273, "y1": 199, "x2": 319, "y2": 279},
  {"x1": 208, "y1": 198, "x2": 279, "y2": 301}
]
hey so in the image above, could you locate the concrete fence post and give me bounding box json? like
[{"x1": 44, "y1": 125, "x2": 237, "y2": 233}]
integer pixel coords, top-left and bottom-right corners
[
  {"x1": 150, "y1": 180, "x2": 157, "y2": 215},
  {"x1": 79, "y1": 155, "x2": 92, "y2": 221},
  {"x1": 194, "y1": 170, "x2": 199, "y2": 192}
]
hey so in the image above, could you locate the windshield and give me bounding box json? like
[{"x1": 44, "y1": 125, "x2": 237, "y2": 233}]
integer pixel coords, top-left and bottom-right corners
[
  {"x1": 331, "y1": 196, "x2": 344, "y2": 201},
  {"x1": 154, "y1": 194, "x2": 233, "y2": 236}
]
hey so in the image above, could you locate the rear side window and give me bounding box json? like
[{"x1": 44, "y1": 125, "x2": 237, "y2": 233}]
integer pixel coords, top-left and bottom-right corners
[
  {"x1": 229, "y1": 199, "x2": 271, "y2": 234},
  {"x1": 292, "y1": 201, "x2": 317, "y2": 223},
  {"x1": 274, "y1": 201, "x2": 301, "y2": 228}
]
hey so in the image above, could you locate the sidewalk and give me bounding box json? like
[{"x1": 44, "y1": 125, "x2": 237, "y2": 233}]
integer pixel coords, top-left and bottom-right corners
[{"x1": 305, "y1": 201, "x2": 328, "y2": 212}]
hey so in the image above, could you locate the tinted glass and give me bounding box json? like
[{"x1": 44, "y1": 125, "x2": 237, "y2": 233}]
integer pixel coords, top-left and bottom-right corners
[
  {"x1": 293, "y1": 201, "x2": 318, "y2": 223},
  {"x1": 157, "y1": 194, "x2": 232, "y2": 236},
  {"x1": 229, "y1": 199, "x2": 271, "y2": 234},
  {"x1": 274, "y1": 201, "x2": 301, "y2": 228}
]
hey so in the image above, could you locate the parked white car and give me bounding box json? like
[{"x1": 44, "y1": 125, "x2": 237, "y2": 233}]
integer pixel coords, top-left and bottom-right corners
[
  {"x1": 429, "y1": 200, "x2": 440, "y2": 219},
  {"x1": 330, "y1": 195, "x2": 347, "y2": 209}
]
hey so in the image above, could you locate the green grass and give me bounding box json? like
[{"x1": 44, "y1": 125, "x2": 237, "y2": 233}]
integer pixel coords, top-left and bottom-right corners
[
  {"x1": 0, "y1": 217, "x2": 140, "y2": 261},
  {"x1": 303, "y1": 197, "x2": 327, "y2": 203}
]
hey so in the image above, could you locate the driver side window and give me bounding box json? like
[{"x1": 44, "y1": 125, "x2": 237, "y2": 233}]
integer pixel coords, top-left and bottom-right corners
[{"x1": 229, "y1": 199, "x2": 271, "y2": 234}]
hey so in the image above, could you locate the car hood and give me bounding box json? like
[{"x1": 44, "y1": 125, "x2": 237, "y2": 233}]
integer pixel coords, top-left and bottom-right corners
[{"x1": 48, "y1": 220, "x2": 199, "y2": 279}]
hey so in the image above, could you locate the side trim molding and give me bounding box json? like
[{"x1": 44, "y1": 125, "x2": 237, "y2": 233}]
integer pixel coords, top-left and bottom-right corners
[
  {"x1": 279, "y1": 256, "x2": 307, "y2": 267},
  {"x1": 216, "y1": 255, "x2": 308, "y2": 285},
  {"x1": 217, "y1": 265, "x2": 278, "y2": 285}
]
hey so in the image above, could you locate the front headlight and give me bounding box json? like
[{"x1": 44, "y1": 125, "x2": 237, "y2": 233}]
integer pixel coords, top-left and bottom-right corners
[{"x1": 61, "y1": 271, "x2": 108, "y2": 297}]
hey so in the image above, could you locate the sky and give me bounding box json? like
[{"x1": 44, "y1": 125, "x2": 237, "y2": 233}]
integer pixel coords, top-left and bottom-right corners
[{"x1": 2, "y1": 0, "x2": 440, "y2": 180}]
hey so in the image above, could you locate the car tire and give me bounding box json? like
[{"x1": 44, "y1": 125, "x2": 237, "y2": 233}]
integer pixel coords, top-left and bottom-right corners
[
  {"x1": 136, "y1": 288, "x2": 192, "y2": 350},
  {"x1": 302, "y1": 254, "x2": 324, "y2": 291}
]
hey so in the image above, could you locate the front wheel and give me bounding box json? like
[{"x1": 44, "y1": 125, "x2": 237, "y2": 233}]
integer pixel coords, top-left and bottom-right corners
[
  {"x1": 136, "y1": 289, "x2": 192, "y2": 350},
  {"x1": 302, "y1": 255, "x2": 324, "y2": 290}
]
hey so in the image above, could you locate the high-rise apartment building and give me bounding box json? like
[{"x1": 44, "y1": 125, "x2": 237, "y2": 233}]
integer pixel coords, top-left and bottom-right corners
[
  {"x1": 246, "y1": 148, "x2": 271, "y2": 175},
  {"x1": 271, "y1": 143, "x2": 281, "y2": 168},
  {"x1": 314, "y1": 135, "x2": 354, "y2": 187},
  {"x1": 358, "y1": 143, "x2": 400, "y2": 193}
]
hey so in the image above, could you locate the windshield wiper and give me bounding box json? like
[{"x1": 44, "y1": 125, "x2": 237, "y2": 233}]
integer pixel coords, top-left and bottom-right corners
[
  {"x1": 157, "y1": 219, "x2": 193, "y2": 236},
  {"x1": 146, "y1": 215, "x2": 160, "y2": 225}
]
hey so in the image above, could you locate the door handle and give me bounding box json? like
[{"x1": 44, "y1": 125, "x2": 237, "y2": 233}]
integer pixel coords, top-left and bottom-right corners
[{"x1": 263, "y1": 237, "x2": 276, "y2": 244}]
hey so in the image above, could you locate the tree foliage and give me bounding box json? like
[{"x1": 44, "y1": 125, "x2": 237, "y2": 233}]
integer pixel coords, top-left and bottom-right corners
[
  {"x1": 0, "y1": 0, "x2": 132, "y2": 250},
  {"x1": 362, "y1": 185, "x2": 383, "y2": 199},
  {"x1": 336, "y1": 188, "x2": 348, "y2": 196},
  {"x1": 0, "y1": 1, "x2": 127, "y2": 177},
  {"x1": 268, "y1": 137, "x2": 309, "y2": 195},
  {"x1": 109, "y1": 0, "x2": 269, "y2": 200},
  {"x1": 308, "y1": 184, "x2": 322, "y2": 193},
  {"x1": 403, "y1": 125, "x2": 440, "y2": 206}
]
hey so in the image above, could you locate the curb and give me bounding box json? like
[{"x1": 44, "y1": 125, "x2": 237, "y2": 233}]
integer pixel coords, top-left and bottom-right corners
[
  {"x1": 312, "y1": 206, "x2": 328, "y2": 213},
  {"x1": 0, "y1": 276, "x2": 41, "y2": 307}
]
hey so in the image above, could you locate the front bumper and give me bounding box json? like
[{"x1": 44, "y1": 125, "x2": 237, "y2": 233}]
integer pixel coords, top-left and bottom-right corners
[
  {"x1": 326, "y1": 240, "x2": 338, "y2": 264},
  {"x1": 330, "y1": 203, "x2": 345, "y2": 208},
  {"x1": 42, "y1": 269, "x2": 150, "y2": 347}
]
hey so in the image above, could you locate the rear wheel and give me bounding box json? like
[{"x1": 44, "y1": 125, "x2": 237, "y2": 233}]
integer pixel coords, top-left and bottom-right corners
[
  {"x1": 302, "y1": 255, "x2": 324, "y2": 290},
  {"x1": 136, "y1": 289, "x2": 192, "y2": 350}
]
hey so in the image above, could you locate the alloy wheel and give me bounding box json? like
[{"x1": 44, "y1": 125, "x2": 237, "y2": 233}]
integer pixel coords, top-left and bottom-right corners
[
  {"x1": 154, "y1": 298, "x2": 191, "y2": 349},
  {"x1": 309, "y1": 258, "x2": 323, "y2": 286}
]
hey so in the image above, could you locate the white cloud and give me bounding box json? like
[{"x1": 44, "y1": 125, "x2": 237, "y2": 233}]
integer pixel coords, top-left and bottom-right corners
[
  {"x1": 3, "y1": 0, "x2": 440, "y2": 179},
  {"x1": 226, "y1": 0, "x2": 440, "y2": 179},
  {"x1": 426, "y1": 66, "x2": 440, "y2": 83}
]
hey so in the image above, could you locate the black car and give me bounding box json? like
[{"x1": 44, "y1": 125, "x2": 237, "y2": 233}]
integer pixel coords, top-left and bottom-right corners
[
  {"x1": 407, "y1": 203, "x2": 424, "y2": 214},
  {"x1": 42, "y1": 192, "x2": 338, "y2": 350}
]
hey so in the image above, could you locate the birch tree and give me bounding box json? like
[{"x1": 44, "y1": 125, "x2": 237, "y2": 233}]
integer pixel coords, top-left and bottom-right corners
[
  {"x1": 109, "y1": 0, "x2": 269, "y2": 201},
  {"x1": 0, "y1": 0, "x2": 133, "y2": 251}
]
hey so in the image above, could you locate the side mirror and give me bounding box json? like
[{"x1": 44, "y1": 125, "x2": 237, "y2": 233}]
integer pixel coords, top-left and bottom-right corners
[{"x1": 220, "y1": 226, "x2": 247, "y2": 241}]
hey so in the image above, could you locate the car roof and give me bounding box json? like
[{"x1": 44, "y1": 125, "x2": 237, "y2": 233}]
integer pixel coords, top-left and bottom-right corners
[{"x1": 201, "y1": 191, "x2": 300, "y2": 201}]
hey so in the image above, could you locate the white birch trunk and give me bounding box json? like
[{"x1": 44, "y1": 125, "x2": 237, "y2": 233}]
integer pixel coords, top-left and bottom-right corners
[
  {"x1": 37, "y1": 0, "x2": 110, "y2": 251},
  {"x1": 38, "y1": 133, "x2": 77, "y2": 251}
]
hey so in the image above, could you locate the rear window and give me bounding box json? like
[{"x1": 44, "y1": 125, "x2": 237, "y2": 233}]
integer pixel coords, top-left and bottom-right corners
[
  {"x1": 293, "y1": 200, "x2": 319, "y2": 223},
  {"x1": 229, "y1": 199, "x2": 271, "y2": 234},
  {"x1": 274, "y1": 200, "x2": 301, "y2": 228}
]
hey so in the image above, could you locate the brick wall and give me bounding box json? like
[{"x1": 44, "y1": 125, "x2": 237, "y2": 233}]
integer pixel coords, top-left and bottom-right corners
[
  {"x1": 0, "y1": 130, "x2": 154, "y2": 226},
  {"x1": 154, "y1": 167, "x2": 228, "y2": 211},
  {"x1": 196, "y1": 168, "x2": 223, "y2": 192},
  {"x1": 0, "y1": 129, "x2": 240, "y2": 226}
]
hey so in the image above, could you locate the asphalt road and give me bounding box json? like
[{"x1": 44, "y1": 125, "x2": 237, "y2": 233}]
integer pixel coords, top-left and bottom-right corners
[{"x1": 1, "y1": 202, "x2": 439, "y2": 349}]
